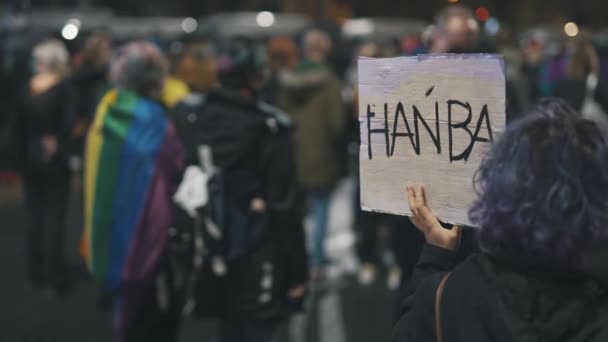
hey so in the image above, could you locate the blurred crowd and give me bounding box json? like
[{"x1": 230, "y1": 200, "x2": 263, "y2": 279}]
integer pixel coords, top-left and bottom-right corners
[{"x1": 2, "y1": 4, "x2": 608, "y2": 342}]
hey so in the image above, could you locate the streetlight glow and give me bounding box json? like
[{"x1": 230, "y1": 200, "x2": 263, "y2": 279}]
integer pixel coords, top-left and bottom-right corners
[
  {"x1": 256, "y1": 11, "x2": 275, "y2": 28},
  {"x1": 61, "y1": 23, "x2": 79, "y2": 40},
  {"x1": 564, "y1": 22, "x2": 579, "y2": 37},
  {"x1": 181, "y1": 17, "x2": 198, "y2": 33}
]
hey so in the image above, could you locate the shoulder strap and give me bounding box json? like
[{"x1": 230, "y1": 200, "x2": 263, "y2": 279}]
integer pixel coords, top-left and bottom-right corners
[
  {"x1": 257, "y1": 100, "x2": 294, "y2": 129},
  {"x1": 435, "y1": 272, "x2": 452, "y2": 342},
  {"x1": 181, "y1": 93, "x2": 207, "y2": 107}
]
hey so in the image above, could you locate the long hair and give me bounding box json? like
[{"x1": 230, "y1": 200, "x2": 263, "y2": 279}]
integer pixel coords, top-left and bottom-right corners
[{"x1": 470, "y1": 98, "x2": 608, "y2": 269}]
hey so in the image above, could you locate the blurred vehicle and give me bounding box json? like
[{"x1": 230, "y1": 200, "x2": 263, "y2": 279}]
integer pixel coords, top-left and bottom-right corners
[
  {"x1": 197, "y1": 12, "x2": 311, "y2": 39},
  {"x1": 108, "y1": 16, "x2": 189, "y2": 41},
  {"x1": 18, "y1": 7, "x2": 114, "y2": 36},
  {"x1": 341, "y1": 17, "x2": 426, "y2": 42}
]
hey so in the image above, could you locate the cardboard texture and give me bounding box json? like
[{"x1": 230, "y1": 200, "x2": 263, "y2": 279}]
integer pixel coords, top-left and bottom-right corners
[{"x1": 358, "y1": 54, "x2": 506, "y2": 226}]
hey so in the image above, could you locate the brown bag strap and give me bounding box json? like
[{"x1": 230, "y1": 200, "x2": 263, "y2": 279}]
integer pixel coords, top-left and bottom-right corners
[{"x1": 435, "y1": 272, "x2": 452, "y2": 342}]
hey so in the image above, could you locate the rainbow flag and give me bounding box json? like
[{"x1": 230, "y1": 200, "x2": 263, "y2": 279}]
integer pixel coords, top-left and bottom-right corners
[{"x1": 84, "y1": 89, "x2": 182, "y2": 331}]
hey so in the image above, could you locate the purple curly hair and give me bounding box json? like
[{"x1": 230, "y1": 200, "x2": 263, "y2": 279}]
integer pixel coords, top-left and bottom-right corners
[{"x1": 470, "y1": 98, "x2": 608, "y2": 268}]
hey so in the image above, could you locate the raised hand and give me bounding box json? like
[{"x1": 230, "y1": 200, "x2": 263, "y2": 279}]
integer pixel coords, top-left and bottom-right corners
[{"x1": 406, "y1": 184, "x2": 462, "y2": 251}]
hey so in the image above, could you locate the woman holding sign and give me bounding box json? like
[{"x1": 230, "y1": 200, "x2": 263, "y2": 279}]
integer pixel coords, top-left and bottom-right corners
[{"x1": 393, "y1": 99, "x2": 608, "y2": 342}]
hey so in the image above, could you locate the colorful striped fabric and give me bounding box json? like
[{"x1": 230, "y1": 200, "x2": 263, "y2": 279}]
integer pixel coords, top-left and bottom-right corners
[{"x1": 84, "y1": 89, "x2": 182, "y2": 331}]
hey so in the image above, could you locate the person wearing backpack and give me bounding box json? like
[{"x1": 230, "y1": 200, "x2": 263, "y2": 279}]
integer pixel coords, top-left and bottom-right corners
[
  {"x1": 170, "y1": 38, "x2": 308, "y2": 342},
  {"x1": 393, "y1": 99, "x2": 608, "y2": 342}
]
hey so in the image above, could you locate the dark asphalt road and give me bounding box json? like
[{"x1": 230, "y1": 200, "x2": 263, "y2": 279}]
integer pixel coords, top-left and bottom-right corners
[{"x1": 0, "y1": 181, "x2": 396, "y2": 342}]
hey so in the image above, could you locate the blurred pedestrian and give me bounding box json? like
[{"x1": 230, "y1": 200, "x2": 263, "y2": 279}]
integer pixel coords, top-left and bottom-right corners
[
  {"x1": 67, "y1": 31, "x2": 114, "y2": 193},
  {"x1": 173, "y1": 40, "x2": 218, "y2": 94},
  {"x1": 344, "y1": 41, "x2": 414, "y2": 289},
  {"x1": 394, "y1": 99, "x2": 608, "y2": 342},
  {"x1": 279, "y1": 29, "x2": 346, "y2": 278},
  {"x1": 15, "y1": 38, "x2": 76, "y2": 294},
  {"x1": 171, "y1": 38, "x2": 308, "y2": 342},
  {"x1": 381, "y1": 4, "x2": 484, "y2": 294},
  {"x1": 549, "y1": 35, "x2": 603, "y2": 113},
  {"x1": 430, "y1": 5, "x2": 480, "y2": 54},
  {"x1": 70, "y1": 32, "x2": 112, "y2": 131},
  {"x1": 496, "y1": 29, "x2": 531, "y2": 121},
  {"x1": 83, "y1": 41, "x2": 184, "y2": 341},
  {"x1": 521, "y1": 32, "x2": 548, "y2": 105},
  {"x1": 260, "y1": 36, "x2": 298, "y2": 106}
]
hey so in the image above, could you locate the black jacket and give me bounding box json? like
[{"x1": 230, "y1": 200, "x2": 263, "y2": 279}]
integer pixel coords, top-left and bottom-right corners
[
  {"x1": 171, "y1": 89, "x2": 308, "y2": 321},
  {"x1": 394, "y1": 244, "x2": 608, "y2": 342},
  {"x1": 69, "y1": 63, "x2": 109, "y2": 120},
  {"x1": 16, "y1": 79, "x2": 76, "y2": 181}
]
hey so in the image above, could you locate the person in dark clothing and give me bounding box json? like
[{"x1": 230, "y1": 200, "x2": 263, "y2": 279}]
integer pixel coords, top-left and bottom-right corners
[
  {"x1": 69, "y1": 32, "x2": 112, "y2": 145},
  {"x1": 171, "y1": 39, "x2": 308, "y2": 342},
  {"x1": 71, "y1": 32, "x2": 112, "y2": 119},
  {"x1": 15, "y1": 39, "x2": 77, "y2": 294},
  {"x1": 393, "y1": 99, "x2": 608, "y2": 342},
  {"x1": 536, "y1": 38, "x2": 597, "y2": 111},
  {"x1": 378, "y1": 4, "x2": 482, "y2": 295},
  {"x1": 124, "y1": 256, "x2": 183, "y2": 342}
]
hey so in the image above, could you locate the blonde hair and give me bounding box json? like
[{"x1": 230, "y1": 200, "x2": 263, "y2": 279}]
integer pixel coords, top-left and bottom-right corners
[{"x1": 33, "y1": 39, "x2": 69, "y2": 76}]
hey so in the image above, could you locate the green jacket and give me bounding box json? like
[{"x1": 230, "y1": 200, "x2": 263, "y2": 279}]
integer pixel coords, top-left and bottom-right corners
[{"x1": 279, "y1": 62, "x2": 345, "y2": 189}]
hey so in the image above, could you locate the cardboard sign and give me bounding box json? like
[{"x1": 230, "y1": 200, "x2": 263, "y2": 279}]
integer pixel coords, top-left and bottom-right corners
[{"x1": 358, "y1": 54, "x2": 506, "y2": 226}]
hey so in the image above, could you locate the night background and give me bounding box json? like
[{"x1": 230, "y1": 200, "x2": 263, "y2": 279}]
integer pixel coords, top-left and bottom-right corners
[
  {"x1": 4, "y1": 0, "x2": 608, "y2": 26},
  {"x1": 2, "y1": 0, "x2": 608, "y2": 341}
]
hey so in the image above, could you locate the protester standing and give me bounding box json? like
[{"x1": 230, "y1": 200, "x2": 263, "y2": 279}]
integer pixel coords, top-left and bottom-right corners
[
  {"x1": 171, "y1": 38, "x2": 308, "y2": 342},
  {"x1": 70, "y1": 32, "x2": 112, "y2": 124},
  {"x1": 550, "y1": 35, "x2": 603, "y2": 112},
  {"x1": 279, "y1": 29, "x2": 346, "y2": 277},
  {"x1": 16, "y1": 39, "x2": 76, "y2": 294},
  {"x1": 394, "y1": 99, "x2": 608, "y2": 342},
  {"x1": 83, "y1": 41, "x2": 184, "y2": 341}
]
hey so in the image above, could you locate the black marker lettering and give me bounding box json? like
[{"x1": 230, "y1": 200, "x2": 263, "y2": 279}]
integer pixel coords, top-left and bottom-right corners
[
  {"x1": 448, "y1": 100, "x2": 474, "y2": 162},
  {"x1": 367, "y1": 103, "x2": 390, "y2": 159},
  {"x1": 413, "y1": 104, "x2": 441, "y2": 154},
  {"x1": 472, "y1": 104, "x2": 494, "y2": 143},
  {"x1": 391, "y1": 102, "x2": 418, "y2": 156}
]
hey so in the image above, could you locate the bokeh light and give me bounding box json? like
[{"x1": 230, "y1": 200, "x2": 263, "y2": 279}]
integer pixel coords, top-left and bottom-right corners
[
  {"x1": 475, "y1": 7, "x2": 490, "y2": 22},
  {"x1": 181, "y1": 17, "x2": 198, "y2": 33},
  {"x1": 256, "y1": 11, "x2": 275, "y2": 28},
  {"x1": 485, "y1": 17, "x2": 500, "y2": 36},
  {"x1": 564, "y1": 22, "x2": 579, "y2": 37},
  {"x1": 61, "y1": 23, "x2": 79, "y2": 40}
]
